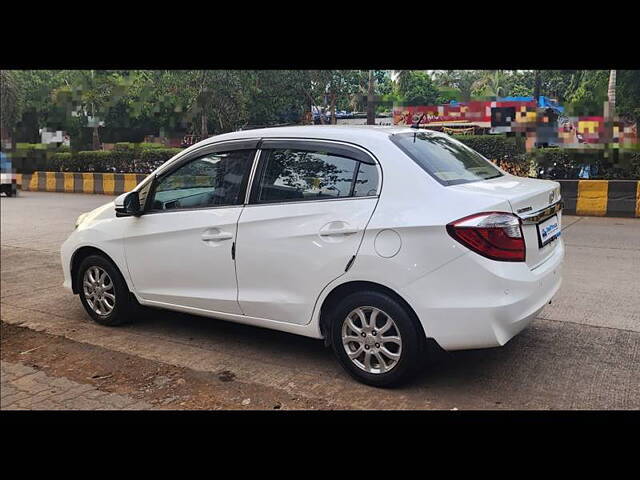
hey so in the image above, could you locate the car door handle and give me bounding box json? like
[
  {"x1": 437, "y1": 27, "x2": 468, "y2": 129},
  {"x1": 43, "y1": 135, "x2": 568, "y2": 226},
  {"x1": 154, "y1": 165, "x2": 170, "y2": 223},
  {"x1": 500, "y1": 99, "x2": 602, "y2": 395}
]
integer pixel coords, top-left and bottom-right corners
[
  {"x1": 201, "y1": 231, "x2": 233, "y2": 242},
  {"x1": 319, "y1": 227, "x2": 359, "y2": 237}
]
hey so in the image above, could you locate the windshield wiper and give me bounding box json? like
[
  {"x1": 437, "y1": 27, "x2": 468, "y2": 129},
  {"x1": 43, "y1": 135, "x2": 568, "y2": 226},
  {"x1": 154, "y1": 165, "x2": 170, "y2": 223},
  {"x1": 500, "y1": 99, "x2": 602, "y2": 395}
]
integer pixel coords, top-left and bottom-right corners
[{"x1": 483, "y1": 173, "x2": 503, "y2": 180}]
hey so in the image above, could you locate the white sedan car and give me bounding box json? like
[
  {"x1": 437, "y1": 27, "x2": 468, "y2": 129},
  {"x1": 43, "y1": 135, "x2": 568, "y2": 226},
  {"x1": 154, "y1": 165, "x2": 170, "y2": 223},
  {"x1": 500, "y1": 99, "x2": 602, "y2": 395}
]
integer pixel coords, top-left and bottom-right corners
[{"x1": 61, "y1": 126, "x2": 564, "y2": 387}]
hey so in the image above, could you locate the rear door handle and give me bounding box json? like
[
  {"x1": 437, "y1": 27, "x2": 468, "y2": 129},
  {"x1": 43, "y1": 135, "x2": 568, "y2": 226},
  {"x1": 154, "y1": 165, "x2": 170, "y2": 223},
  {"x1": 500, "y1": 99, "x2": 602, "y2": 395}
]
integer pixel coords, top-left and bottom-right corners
[{"x1": 201, "y1": 230, "x2": 233, "y2": 242}]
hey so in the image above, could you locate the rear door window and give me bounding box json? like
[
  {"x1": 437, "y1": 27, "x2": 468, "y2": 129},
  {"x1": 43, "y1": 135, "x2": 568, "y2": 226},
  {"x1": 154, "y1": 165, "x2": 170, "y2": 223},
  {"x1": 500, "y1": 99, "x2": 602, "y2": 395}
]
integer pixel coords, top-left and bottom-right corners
[
  {"x1": 353, "y1": 162, "x2": 379, "y2": 197},
  {"x1": 253, "y1": 148, "x2": 378, "y2": 203},
  {"x1": 390, "y1": 132, "x2": 503, "y2": 186}
]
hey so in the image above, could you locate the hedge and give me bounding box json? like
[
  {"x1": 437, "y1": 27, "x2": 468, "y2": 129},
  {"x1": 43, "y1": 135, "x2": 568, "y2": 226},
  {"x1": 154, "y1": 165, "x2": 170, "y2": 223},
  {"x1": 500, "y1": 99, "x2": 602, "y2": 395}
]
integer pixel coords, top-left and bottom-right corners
[
  {"x1": 453, "y1": 135, "x2": 531, "y2": 177},
  {"x1": 48, "y1": 148, "x2": 184, "y2": 173},
  {"x1": 14, "y1": 143, "x2": 70, "y2": 153},
  {"x1": 527, "y1": 147, "x2": 640, "y2": 179},
  {"x1": 452, "y1": 135, "x2": 526, "y2": 160},
  {"x1": 8, "y1": 136, "x2": 640, "y2": 180},
  {"x1": 15, "y1": 146, "x2": 184, "y2": 174},
  {"x1": 453, "y1": 135, "x2": 640, "y2": 179}
]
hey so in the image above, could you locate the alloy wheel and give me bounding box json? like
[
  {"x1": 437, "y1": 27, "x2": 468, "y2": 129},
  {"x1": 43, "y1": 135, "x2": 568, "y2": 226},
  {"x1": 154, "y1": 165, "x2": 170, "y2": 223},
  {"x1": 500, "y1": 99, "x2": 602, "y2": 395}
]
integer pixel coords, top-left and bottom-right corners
[
  {"x1": 83, "y1": 266, "x2": 115, "y2": 316},
  {"x1": 341, "y1": 306, "x2": 402, "y2": 374}
]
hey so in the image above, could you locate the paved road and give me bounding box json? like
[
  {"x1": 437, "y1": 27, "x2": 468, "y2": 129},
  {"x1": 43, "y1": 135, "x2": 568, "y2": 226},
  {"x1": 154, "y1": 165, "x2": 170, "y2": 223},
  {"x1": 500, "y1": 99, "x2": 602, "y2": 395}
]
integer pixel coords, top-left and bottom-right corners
[
  {"x1": 1, "y1": 191, "x2": 639, "y2": 409},
  {"x1": 1, "y1": 360, "x2": 151, "y2": 410}
]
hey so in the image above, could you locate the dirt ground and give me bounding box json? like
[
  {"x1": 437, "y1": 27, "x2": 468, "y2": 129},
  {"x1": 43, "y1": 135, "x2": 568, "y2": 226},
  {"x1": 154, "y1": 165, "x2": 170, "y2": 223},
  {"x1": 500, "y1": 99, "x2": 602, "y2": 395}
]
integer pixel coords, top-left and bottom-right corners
[
  {"x1": 1, "y1": 321, "x2": 335, "y2": 410},
  {"x1": 2, "y1": 192, "x2": 639, "y2": 410}
]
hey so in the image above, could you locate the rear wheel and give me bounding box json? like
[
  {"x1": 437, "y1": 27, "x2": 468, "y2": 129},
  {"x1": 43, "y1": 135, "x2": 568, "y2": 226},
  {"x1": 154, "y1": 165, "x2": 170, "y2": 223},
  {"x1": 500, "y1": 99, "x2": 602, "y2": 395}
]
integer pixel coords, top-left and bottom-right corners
[
  {"x1": 330, "y1": 291, "x2": 423, "y2": 387},
  {"x1": 77, "y1": 255, "x2": 136, "y2": 326}
]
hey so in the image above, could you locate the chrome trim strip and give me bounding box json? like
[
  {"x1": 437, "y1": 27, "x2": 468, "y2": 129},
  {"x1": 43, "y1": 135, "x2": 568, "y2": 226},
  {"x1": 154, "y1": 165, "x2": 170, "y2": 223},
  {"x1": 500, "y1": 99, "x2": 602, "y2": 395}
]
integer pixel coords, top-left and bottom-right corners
[{"x1": 518, "y1": 200, "x2": 564, "y2": 224}]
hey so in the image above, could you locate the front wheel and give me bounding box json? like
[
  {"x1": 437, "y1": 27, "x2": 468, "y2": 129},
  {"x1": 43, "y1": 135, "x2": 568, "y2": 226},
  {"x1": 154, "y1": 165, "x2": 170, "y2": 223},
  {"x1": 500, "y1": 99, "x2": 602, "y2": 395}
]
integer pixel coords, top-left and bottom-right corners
[
  {"x1": 330, "y1": 291, "x2": 424, "y2": 387},
  {"x1": 77, "y1": 255, "x2": 136, "y2": 326}
]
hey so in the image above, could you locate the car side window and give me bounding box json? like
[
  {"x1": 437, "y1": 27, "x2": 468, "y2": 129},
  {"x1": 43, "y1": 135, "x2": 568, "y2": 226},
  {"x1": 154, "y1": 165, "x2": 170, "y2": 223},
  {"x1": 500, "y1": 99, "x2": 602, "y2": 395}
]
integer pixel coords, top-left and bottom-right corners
[
  {"x1": 255, "y1": 148, "x2": 377, "y2": 203},
  {"x1": 150, "y1": 150, "x2": 254, "y2": 211},
  {"x1": 353, "y1": 162, "x2": 379, "y2": 197}
]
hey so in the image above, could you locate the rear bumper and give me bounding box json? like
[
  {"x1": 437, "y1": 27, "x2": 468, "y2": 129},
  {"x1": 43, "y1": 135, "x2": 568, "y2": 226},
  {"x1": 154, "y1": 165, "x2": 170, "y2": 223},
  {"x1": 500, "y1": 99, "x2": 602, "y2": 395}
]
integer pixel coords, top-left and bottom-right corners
[{"x1": 401, "y1": 240, "x2": 564, "y2": 351}]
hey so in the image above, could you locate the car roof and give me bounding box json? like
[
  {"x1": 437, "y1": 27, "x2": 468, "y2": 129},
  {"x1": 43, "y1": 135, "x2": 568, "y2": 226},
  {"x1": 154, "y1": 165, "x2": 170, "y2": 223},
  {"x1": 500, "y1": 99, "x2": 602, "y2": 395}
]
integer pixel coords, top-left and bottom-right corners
[{"x1": 195, "y1": 125, "x2": 443, "y2": 148}]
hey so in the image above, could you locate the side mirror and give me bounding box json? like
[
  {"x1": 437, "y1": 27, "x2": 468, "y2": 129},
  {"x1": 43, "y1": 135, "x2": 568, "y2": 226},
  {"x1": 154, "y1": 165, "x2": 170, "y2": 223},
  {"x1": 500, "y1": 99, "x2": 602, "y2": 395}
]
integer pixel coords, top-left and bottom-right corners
[{"x1": 115, "y1": 191, "x2": 142, "y2": 217}]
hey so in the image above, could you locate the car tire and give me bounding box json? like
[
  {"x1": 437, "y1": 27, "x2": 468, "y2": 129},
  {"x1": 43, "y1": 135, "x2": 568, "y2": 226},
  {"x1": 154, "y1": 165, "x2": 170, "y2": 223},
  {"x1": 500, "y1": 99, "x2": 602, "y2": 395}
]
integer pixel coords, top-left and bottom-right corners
[
  {"x1": 77, "y1": 254, "x2": 136, "y2": 326},
  {"x1": 329, "y1": 290, "x2": 424, "y2": 388}
]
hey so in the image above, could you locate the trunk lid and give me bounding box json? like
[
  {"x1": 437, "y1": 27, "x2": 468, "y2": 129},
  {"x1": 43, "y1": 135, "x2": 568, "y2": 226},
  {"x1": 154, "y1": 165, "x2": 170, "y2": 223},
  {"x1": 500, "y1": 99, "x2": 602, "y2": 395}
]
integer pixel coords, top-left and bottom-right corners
[{"x1": 450, "y1": 174, "x2": 562, "y2": 269}]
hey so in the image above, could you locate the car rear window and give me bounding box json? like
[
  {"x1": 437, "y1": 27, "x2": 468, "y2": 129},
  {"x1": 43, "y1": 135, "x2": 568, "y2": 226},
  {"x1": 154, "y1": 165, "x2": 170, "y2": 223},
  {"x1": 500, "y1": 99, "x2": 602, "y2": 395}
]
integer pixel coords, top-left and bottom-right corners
[{"x1": 390, "y1": 132, "x2": 503, "y2": 186}]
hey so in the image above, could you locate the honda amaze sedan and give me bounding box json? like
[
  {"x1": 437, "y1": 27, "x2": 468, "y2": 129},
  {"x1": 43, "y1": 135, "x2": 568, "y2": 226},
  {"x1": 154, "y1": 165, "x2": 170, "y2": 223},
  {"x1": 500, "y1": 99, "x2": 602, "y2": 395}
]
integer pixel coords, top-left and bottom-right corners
[{"x1": 61, "y1": 126, "x2": 564, "y2": 387}]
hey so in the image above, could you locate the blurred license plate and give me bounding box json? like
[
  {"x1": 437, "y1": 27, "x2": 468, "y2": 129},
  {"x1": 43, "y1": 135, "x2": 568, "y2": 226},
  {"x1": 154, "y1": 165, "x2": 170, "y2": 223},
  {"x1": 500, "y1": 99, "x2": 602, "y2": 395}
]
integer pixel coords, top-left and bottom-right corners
[{"x1": 537, "y1": 215, "x2": 561, "y2": 247}]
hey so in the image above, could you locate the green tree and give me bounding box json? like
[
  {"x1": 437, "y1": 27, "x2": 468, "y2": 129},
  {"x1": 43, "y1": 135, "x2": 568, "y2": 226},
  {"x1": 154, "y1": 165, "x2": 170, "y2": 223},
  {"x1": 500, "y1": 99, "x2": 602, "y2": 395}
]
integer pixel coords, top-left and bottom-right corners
[
  {"x1": 432, "y1": 70, "x2": 484, "y2": 102},
  {"x1": 49, "y1": 70, "x2": 134, "y2": 149},
  {"x1": 396, "y1": 71, "x2": 440, "y2": 106},
  {"x1": 615, "y1": 70, "x2": 640, "y2": 123},
  {"x1": 0, "y1": 70, "x2": 24, "y2": 147},
  {"x1": 563, "y1": 70, "x2": 609, "y2": 116},
  {"x1": 473, "y1": 70, "x2": 510, "y2": 98},
  {"x1": 243, "y1": 70, "x2": 306, "y2": 125}
]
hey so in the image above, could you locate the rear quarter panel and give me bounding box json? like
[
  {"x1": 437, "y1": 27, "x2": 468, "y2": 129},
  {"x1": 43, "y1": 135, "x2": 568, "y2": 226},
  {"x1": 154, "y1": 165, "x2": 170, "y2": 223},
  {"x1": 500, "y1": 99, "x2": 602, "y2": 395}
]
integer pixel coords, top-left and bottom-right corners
[{"x1": 310, "y1": 137, "x2": 513, "y2": 326}]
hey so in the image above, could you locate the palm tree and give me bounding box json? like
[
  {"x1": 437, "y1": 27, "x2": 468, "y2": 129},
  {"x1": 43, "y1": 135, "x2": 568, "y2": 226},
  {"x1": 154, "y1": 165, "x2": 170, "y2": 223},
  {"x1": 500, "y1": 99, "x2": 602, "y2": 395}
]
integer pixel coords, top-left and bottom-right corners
[
  {"x1": 434, "y1": 70, "x2": 458, "y2": 88},
  {"x1": 393, "y1": 70, "x2": 411, "y2": 95},
  {"x1": 457, "y1": 71, "x2": 481, "y2": 102},
  {"x1": 470, "y1": 70, "x2": 509, "y2": 99},
  {"x1": 607, "y1": 70, "x2": 617, "y2": 117},
  {"x1": 606, "y1": 70, "x2": 617, "y2": 148},
  {"x1": 485, "y1": 70, "x2": 508, "y2": 98}
]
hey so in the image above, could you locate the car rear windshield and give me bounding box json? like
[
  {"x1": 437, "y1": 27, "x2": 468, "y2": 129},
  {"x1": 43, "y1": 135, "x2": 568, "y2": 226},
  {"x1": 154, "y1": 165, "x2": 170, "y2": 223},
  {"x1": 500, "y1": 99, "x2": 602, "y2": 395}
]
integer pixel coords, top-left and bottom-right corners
[{"x1": 390, "y1": 132, "x2": 503, "y2": 186}]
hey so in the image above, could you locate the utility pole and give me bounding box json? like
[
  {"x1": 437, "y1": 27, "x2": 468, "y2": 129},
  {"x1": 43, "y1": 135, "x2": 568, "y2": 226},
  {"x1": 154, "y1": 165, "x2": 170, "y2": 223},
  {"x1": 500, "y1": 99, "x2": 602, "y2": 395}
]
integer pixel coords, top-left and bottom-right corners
[{"x1": 367, "y1": 70, "x2": 375, "y2": 125}]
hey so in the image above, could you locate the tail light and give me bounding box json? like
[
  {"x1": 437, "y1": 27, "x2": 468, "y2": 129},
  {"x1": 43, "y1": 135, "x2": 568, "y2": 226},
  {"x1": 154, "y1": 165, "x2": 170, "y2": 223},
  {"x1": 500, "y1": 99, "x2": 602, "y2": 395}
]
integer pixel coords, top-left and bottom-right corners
[{"x1": 446, "y1": 212, "x2": 525, "y2": 262}]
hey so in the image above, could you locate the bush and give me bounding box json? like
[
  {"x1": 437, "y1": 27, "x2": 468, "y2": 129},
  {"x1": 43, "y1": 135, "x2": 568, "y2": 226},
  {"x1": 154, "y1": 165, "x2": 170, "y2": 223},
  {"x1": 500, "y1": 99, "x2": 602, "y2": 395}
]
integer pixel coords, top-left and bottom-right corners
[
  {"x1": 452, "y1": 135, "x2": 640, "y2": 179},
  {"x1": 113, "y1": 142, "x2": 136, "y2": 152},
  {"x1": 137, "y1": 148, "x2": 184, "y2": 172},
  {"x1": 452, "y1": 134, "x2": 531, "y2": 176},
  {"x1": 529, "y1": 147, "x2": 640, "y2": 179},
  {"x1": 14, "y1": 143, "x2": 69, "y2": 156},
  {"x1": 12, "y1": 143, "x2": 71, "y2": 173},
  {"x1": 113, "y1": 142, "x2": 168, "y2": 152},
  {"x1": 39, "y1": 147, "x2": 183, "y2": 173},
  {"x1": 49, "y1": 152, "x2": 72, "y2": 171},
  {"x1": 452, "y1": 135, "x2": 526, "y2": 161},
  {"x1": 11, "y1": 141, "x2": 179, "y2": 173},
  {"x1": 138, "y1": 142, "x2": 167, "y2": 150}
]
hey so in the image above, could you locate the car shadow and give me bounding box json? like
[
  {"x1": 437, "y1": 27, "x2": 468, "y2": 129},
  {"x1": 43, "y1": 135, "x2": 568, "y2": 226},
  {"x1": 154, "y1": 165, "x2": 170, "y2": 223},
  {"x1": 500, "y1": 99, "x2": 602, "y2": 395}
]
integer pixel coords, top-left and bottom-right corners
[{"x1": 130, "y1": 305, "x2": 529, "y2": 390}]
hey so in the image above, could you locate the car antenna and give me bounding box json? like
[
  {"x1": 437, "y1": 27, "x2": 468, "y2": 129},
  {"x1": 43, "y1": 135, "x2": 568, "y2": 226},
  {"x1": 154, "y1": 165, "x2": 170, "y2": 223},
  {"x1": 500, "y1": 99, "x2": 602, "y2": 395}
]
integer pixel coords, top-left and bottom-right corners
[{"x1": 411, "y1": 113, "x2": 426, "y2": 129}]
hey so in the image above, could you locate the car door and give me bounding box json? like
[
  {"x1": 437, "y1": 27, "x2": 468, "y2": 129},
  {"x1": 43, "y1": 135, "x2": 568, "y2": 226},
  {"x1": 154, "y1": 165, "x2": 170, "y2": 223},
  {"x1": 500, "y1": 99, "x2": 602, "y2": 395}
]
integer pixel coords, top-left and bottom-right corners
[
  {"x1": 123, "y1": 141, "x2": 257, "y2": 314},
  {"x1": 235, "y1": 139, "x2": 381, "y2": 325}
]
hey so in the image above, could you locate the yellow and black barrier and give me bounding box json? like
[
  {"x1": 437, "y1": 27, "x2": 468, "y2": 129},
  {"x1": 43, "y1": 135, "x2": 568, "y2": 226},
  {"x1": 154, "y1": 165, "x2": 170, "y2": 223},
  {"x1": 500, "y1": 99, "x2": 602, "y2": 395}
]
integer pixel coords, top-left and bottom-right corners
[
  {"x1": 558, "y1": 180, "x2": 640, "y2": 218},
  {"x1": 17, "y1": 172, "x2": 148, "y2": 196}
]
